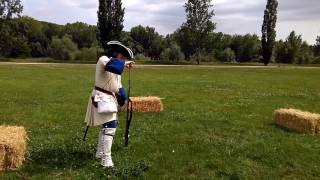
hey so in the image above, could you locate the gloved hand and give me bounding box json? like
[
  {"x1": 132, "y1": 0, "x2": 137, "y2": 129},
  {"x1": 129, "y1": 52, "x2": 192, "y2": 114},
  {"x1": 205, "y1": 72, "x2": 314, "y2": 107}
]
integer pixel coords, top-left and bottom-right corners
[
  {"x1": 117, "y1": 87, "x2": 128, "y2": 107},
  {"x1": 125, "y1": 61, "x2": 135, "y2": 69}
]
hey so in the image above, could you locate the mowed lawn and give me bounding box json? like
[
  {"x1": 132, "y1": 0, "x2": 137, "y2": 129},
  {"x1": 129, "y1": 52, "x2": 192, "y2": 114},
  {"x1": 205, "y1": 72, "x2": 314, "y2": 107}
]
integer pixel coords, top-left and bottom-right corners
[{"x1": 0, "y1": 64, "x2": 320, "y2": 179}]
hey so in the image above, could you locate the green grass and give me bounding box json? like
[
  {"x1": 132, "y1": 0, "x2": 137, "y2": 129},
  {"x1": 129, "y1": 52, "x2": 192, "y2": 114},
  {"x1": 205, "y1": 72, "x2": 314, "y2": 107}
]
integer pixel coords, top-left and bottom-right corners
[
  {"x1": 0, "y1": 64, "x2": 320, "y2": 179},
  {"x1": 1, "y1": 57, "x2": 320, "y2": 67}
]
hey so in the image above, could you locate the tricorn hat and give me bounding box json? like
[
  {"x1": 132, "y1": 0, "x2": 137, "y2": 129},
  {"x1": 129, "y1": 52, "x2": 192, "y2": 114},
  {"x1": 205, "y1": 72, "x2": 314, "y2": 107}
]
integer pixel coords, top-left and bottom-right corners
[{"x1": 107, "y1": 41, "x2": 134, "y2": 60}]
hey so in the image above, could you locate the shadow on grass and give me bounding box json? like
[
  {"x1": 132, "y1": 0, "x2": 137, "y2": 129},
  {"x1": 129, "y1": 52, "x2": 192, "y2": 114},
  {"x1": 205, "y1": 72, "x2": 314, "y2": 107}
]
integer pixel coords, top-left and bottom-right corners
[
  {"x1": 22, "y1": 148, "x2": 94, "y2": 176},
  {"x1": 22, "y1": 141, "x2": 151, "y2": 179},
  {"x1": 267, "y1": 122, "x2": 310, "y2": 135},
  {"x1": 103, "y1": 160, "x2": 151, "y2": 179},
  {"x1": 30, "y1": 148, "x2": 93, "y2": 168}
]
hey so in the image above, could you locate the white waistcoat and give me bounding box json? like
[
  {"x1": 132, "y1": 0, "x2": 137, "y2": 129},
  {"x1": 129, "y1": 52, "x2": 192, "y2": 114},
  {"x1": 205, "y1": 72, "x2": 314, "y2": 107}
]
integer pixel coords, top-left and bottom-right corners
[{"x1": 84, "y1": 56, "x2": 122, "y2": 126}]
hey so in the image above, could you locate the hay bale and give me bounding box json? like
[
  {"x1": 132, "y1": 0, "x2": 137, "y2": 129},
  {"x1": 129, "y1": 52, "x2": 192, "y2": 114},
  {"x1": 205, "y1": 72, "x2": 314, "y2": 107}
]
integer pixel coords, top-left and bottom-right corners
[
  {"x1": 316, "y1": 119, "x2": 320, "y2": 134},
  {"x1": 0, "y1": 126, "x2": 27, "y2": 171},
  {"x1": 122, "y1": 96, "x2": 163, "y2": 112},
  {"x1": 274, "y1": 108, "x2": 320, "y2": 134}
]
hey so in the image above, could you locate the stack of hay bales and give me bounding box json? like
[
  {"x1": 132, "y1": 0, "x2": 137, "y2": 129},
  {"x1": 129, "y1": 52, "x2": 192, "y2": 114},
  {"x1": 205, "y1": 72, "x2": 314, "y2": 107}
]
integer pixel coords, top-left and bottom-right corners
[
  {"x1": 274, "y1": 108, "x2": 320, "y2": 134},
  {"x1": 123, "y1": 96, "x2": 163, "y2": 112},
  {"x1": 0, "y1": 126, "x2": 27, "y2": 171}
]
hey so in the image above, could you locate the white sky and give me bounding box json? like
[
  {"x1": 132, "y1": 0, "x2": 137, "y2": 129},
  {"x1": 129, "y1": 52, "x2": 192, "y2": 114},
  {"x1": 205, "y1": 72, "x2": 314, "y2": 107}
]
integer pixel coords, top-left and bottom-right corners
[{"x1": 22, "y1": 0, "x2": 320, "y2": 44}]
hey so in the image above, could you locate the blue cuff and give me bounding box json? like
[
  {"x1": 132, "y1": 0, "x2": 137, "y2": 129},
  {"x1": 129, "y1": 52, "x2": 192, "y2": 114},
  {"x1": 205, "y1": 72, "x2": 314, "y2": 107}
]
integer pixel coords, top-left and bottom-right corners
[
  {"x1": 119, "y1": 88, "x2": 128, "y2": 100},
  {"x1": 117, "y1": 88, "x2": 128, "y2": 106},
  {"x1": 105, "y1": 58, "x2": 125, "y2": 75}
]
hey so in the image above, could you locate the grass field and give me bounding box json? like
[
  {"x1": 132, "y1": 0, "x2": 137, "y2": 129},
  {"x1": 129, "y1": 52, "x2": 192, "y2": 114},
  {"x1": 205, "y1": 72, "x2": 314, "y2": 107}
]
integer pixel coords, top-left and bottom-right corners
[{"x1": 0, "y1": 64, "x2": 320, "y2": 179}]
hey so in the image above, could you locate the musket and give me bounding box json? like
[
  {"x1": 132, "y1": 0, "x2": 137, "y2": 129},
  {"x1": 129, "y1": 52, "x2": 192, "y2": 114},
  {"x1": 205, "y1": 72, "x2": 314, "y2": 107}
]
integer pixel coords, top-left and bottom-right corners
[
  {"x1": 83, "y1": 126, "x2": 89, "y2": 141},
  {"x1": 124, "y1": 68, "x2": 133, "y2": 147}
]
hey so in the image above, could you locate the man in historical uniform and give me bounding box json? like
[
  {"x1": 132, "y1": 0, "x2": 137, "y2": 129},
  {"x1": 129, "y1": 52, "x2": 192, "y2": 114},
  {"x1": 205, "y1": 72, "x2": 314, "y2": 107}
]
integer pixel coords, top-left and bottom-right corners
[{"x1": 85, "y1": 41, "x2": 134, "y2": 168}]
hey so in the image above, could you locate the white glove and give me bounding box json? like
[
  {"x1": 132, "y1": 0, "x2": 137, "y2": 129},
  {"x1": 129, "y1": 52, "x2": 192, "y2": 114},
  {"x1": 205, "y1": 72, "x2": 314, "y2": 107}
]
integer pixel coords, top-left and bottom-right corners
[{"x1": 125, "y1": 61, "x2": 135, "y2": 68}]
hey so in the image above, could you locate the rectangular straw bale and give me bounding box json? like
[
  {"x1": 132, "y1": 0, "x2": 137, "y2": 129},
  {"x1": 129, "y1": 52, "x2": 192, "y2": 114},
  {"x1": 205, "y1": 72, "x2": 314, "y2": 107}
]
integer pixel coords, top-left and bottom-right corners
[
  {"x1": 0, "y1": 126, "x2": 27, "y2": 171},
  {"x1": 123, "y1": 96, "x2": 163, "y2": 112},
  {"x1": 274, "y1": 108, "x2": 320, "y2": 134}
]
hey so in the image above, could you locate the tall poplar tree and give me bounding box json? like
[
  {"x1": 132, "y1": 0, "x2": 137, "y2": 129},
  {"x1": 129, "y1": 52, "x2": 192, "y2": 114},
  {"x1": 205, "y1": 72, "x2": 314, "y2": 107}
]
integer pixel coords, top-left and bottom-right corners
[
  {"x1": 97, "y1": 0, "x2": 124, "y2": 50},
  {"x1": 261, "y1": 0, "x2": 278, "y2": 65}
]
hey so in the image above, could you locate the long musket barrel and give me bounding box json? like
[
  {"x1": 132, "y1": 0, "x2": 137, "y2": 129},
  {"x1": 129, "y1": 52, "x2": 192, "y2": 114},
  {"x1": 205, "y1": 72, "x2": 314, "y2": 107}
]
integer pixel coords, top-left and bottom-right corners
[
  {"x1": 83, "y1": 126, "x2": 89, "y2": 141},
  {"x1": 124, "y1": 68, "x2": 132, "y2": 147}
]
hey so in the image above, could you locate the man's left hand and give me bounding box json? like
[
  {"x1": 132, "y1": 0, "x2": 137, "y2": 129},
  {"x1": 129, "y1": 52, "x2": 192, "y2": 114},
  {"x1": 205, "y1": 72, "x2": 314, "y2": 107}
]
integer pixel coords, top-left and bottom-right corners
[{"x1": 125, "y1": 61, "x2": 135, "y2": 69}]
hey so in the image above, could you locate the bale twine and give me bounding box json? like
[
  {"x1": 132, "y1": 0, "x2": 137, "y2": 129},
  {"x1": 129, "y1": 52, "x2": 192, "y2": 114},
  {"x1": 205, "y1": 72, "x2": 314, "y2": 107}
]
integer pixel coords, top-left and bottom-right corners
[
  {"x1": 122, "y1": 96, "x2": 163, "y2": 112},
  {"x1": 0, "y1": 126, "x2": 27, "y2": 171},
  {"x1": 274, "y1": 108, "x2": 320, "y2": 134}
]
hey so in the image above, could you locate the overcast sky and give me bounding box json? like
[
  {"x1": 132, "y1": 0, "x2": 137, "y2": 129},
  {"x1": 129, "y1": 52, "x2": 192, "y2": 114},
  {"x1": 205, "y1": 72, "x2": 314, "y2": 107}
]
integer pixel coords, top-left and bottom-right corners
[{"x1": 22, "y1": 0, "x2": 320, "y2": 44}]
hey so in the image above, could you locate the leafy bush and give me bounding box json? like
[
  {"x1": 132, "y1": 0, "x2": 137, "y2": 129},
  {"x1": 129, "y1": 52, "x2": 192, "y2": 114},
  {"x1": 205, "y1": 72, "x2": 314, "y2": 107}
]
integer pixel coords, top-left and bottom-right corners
[
  {"x1": 296, "y1": 52, "x2": 314, "y2": 64},
  {"x1": 311, "y1": 57, "x2": 320, "y2": 64},
  {"x1": 10, "y1": 38, "x2": 31, "y2": 58},
  {"x1": 160, "y1": 43, "x2": 184, "y2": 61},
  {"x1": 30, "y1": 42, "x2": 46, "y2": 57},
  {"x1": 296, "y1": 42, "x2": 314, "y2": 64},
  {"x1": 75, "y1": 47, "x2": 100, "y2": 62},
  {"x1": 135, "y1": 53, "x2": 151, "y2": 61},
  {"x1": 218, "y1": 48, "x2": 236, "y2": 62},
  {"x1": 193, "y1": 51, "x2": 215, "y2": 62},
  {"x1": 49, "y1": 35, "x2": 78, "y2": 60}
]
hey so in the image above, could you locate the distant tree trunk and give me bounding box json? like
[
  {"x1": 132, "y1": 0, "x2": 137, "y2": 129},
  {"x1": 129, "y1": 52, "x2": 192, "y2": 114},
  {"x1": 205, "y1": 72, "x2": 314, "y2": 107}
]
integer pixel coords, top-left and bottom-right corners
[{"x1": 261, "y1": 0, "x2": 278, "y2": 66}]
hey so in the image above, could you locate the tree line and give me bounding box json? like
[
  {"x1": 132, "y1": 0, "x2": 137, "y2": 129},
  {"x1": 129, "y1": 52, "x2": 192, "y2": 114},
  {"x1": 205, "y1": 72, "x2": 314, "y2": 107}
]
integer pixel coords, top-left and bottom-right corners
[{"x1": 0, "y1": 0, "x2": 319, "y2": 64}]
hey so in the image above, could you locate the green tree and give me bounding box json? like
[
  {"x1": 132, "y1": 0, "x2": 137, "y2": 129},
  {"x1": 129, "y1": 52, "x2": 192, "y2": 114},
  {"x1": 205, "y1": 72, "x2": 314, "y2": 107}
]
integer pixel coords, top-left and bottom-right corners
[
  {"x1": 0, "y1": 17, "x2": 31, "y2": 57},
  {"x1": 286, "y1": 31, "x2": 302, "y2": 63},
  {"x1": 0, "y1": 20, "x2": 12, "y2": 56},
  {"x1": 160, "y1": 43, "x2": 184, "y2": 62},
  {"x1": 0, "y1": 0, "x2": 24, "y2": 57},
  {"x1": 229, "y1": 35, "x2": 243, "y2": 62},
  {"x1": 314, "y1": 36, "x2": 320, "y2": 57},
  {"x1": 179, "y1": 0, "x2": 215, "y2": 64},
  {"x1": 229, "y1": 34, "x2": 260, "y2": 62},
  {"x1": 49, "y1": 35, "x2": 78, "y2": 60},
  {"x1": 16, "y1": 16, "x2": 50, "y2": 57},
  {"x1": 207, "y1": 32, "x2": 232, "y2": 53},
  {"x1": 205, "y1": 32, "x2": 233, "y2": 61},
  {"x1": 316, "y1": 36, "x2": 320, "y2": 45},
  {"x1": 97, "y1": 0, "x2": 124, "y2": 50},
  {"x1": 241, "y1": 34, "x2": 261, "y2": 62},
  {"x1": 274, "y1": 40, "x2": 288, "y2": 63},
  {"x1": 274, "y1": 31, "x2": 304, "y2": 64},
  {"x1": 0, "y1": 0, "x2": 23, "y2": 19},
  {"x1": 149, "y1": 33, "x2": 165, "y2": 60},
  {"x1": 172, "y1": 27, "x2": 193, "y2": 61},
  {"x1": 219, "y1": 48, "x2": 235, "y2": 62},
  {"x1": 297, "y1": 42, "x2": 313, "y2": 64},
  {"x1": 65, "y1": 22, "x2": 97, "y2": 49},
  {"x1": 119, "y1": 31, "x2": 144, "y2": 56},
  {"x1": 75, "y1": 47, "x2": 101, "y2": 62},
  {"x1": 10, "y1": 37, "x2": 31, "y2": 58},
  {"x1": 42, "y1": 22, "x2": 64, "y2": 40},
  {"x1": 30, "y1": 42, "x2": 45, "y2": 57},
  {"x1": 130, "y1": 25, "x2": 154, "y2": 56},
  {"x1": 261, "y1": 0, "x2": 278, "y2": 65},
  {"x1": 130, "y1": 25, "x2": 164, "y2": 59}
]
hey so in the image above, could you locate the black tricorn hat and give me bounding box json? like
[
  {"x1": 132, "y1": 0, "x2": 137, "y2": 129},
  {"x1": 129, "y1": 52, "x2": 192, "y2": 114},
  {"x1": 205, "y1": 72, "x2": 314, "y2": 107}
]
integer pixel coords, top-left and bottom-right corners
[{"x1": 107, "y1": 41, "x2": 134, "y2": 60}]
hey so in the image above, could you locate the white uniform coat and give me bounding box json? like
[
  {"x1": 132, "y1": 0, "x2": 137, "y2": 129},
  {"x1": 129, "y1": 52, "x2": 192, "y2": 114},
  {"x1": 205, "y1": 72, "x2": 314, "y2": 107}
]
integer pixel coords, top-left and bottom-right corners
[{"x1": 84, "y1": 56, "x2": 122, "y2": 126}]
